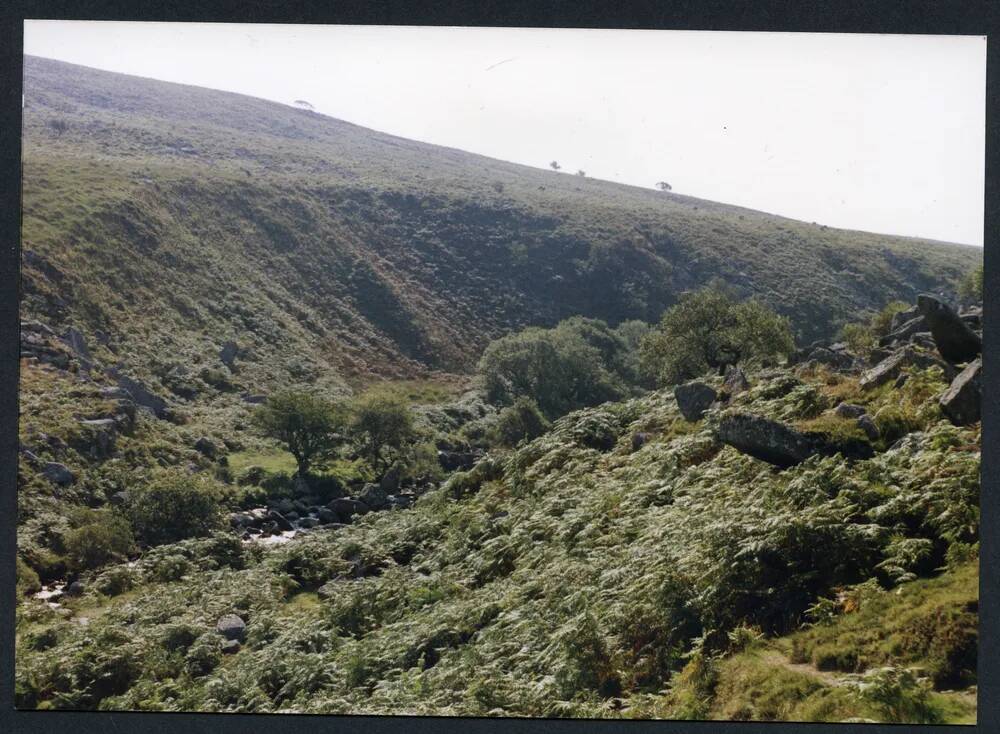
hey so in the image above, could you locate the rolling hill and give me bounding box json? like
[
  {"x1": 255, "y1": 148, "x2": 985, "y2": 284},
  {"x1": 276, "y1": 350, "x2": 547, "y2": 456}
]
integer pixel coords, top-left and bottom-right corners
[{"x1": 20, "y1": 54, "x2": 980, "y2": 395}]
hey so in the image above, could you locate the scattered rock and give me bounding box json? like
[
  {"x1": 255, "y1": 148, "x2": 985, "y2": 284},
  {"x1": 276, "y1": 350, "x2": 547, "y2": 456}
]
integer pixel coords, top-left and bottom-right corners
[
  {"x1": 241, "y1": 393, "x2": 266, "y2": 404},
  {"x1": 916, "y1": 294, "x2": 982, "y2": 364},
  {"x1": 78, "y1": 418, "x2": 117, "y2": 458},
  {"x1": 893, "y1": 373, "x2": 909, "y2": 389},
  {"x1": 298, "y1": 517, "x2": 319, "y2": 529},
  {"x1": 318, "y1": 507, "x2": 339, "y2": 524},
  {"x1": 859, "y1": 348, "x2": 943, "y2": 391},
  {"x1": 267, "y1": 510, "x2": 294, "y2": 531},
  {"x1": 194, "y1": 436, "x2": 217, "y2": 458},
  {"x1": 835, "y1": 403, "x2": 867, "y2": 419},
  {"x1": 723, "y1": 365, "x2": 751, "y2": 395},
  {"x1": 878, "y1": 316, "x2": 928, "y2": 347},
  {"x1": 359, "y1": 483, "x2": 390, "y2": 511},
  {"x1": 219, "y1": 340, "x2": 239, "y2": 369},
  {"x1": 42, "y1": 462, "x2": 75, "y2": 485},
  {"x1": 437, "y1": 450, "x2": 480, "y2": 472},
  {"x1": 221, "y1": 639, "x2": 241, "y2": 654},
  {"x1": 216, "y1": 614, "x2": 246, "y2": 642},
  {"x1": 939, "y1": 358, "x2": 981, "y2": 426},
  {"x1": 857, "y1": 415, "x2": 880, "y2": 440},
  {"x1": 65, "y1": 581, "x2": 85, "y2": 596},
  {"x1": 379, "y1": 464, "x2": 401, "y2": 493},
  {"x1": 107, "y1": 368, "x2": 169, "y2": 418},
  {"x1": 674, "y1": 381, "x2": 717, "y2": 422},
  {"x1": 631, "y1": 432, "x2": 653, "y2": 452},
  {"x1": 808, "y1": 347, "x2": 855, "y2": 370},
  {"x1": 891, "y1": 306, "x2": 921, "y2": 332},
  {"x1": 327, "y1": 497, "x2": 369, "y2": 522}
]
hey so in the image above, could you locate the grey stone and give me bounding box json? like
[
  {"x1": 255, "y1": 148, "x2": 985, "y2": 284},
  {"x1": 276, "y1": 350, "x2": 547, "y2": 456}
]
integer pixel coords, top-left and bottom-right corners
[
  {"x1": 219, "y1": 340, "x2": 239, "y2": 369},
  {"x1": 723, "y1": 365, "x2": 751, "y2": 395},
  {"x1": 194, "y1": 436, "x2": 217, "y2": 458},
  {"x1": 379, "y1": 464, "x2": 402, "y2": 493},
  {"x1": 216, "y1": 614, "x2": 246, "y2": 642},
  {"x1": 42, "y1": 462, "x2": 75, "y2": 485},
  {"x1": 221, "y1": 639, "x2": 241, "y2": 654},
  {"x1": 717, "y1": 413, "x2": 873, "y2": 468},
  {"x1": 674, "y1": 381, "x2": 717, "y2": 422},
  {"x1": 857, "y1": 415, "x2": 880, "y2": 440},
  {"x1": 916, "y1": 294, "x2": 982, "y2": 364},
  {"x1": 939, "y1": 358, "x2": 981, "y2": 426},
  {"x1": 359, "y1": 483, "x2": 390, "y2": 511},
  {"x1": 267, "y1": 510, "x2": 294, "y2": 531},
  {"x1": 835, "y1": 403, "x2": 867, "y2": 419},
  {"x1": 631, "y1": 432, "x2": 653, "y2": 452},
  {"x1": 878, "y1": 316, "x2": 928, "y2": 347},
  {"x1": 327, "y1": 497, "x2": 370, "y2": 522},
  {"x1": 860, "y1": 348, "x2": 943, "y2": 391}
]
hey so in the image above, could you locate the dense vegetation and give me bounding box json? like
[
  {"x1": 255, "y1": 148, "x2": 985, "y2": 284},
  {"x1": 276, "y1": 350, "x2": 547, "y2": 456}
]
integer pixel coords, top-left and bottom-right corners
[{"x1": 16, "y1": 54, "x2": 982, "y2": 724}]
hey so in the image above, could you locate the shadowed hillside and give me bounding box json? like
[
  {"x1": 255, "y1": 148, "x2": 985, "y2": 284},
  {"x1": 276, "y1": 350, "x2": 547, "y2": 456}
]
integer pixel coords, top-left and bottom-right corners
[{"x1": 20, "y1": 55, "x2": 979, "y2": 394}]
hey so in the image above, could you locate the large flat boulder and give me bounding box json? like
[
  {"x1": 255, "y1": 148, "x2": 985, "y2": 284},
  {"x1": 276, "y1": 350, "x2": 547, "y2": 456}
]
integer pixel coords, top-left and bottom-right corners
[
  {"x1": 674, "y1": 381, "x2": 717, "y2": 422},
  {"x1": 916, "y1": 294, "x2": 982, "y2": 364},
  {"x1": 859, "y1": 348, "x2": 943, "y2": 390},
  {"x1": 939, "y1": 358, "x2": 981, "y2": 426},
  {"x1": 717, "y1": 413, "x2": 873, "y2": 468}
]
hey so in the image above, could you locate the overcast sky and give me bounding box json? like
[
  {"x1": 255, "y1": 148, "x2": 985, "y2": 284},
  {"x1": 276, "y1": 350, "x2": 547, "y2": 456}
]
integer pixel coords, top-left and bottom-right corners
[{"x1": 24, "y1": 21, "x2": 986, "y2": 246}]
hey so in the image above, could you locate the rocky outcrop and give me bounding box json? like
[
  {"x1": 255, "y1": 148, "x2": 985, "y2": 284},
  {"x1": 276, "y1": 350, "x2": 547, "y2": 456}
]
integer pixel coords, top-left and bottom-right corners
[
  {"x1": 916, "y1": 294, "x2": 982, "y2": 364},
  {"x1": 859, "y1": 348, "x2": 943, "y2": 391},
  {"x1": 674, "y1": 381, "x2": 717, "y2": 422},
  {"x1": 327, "y1": 497, "x2": 370, "y2": 522},
  {"x1": 834, "y1": 403, "x2": 867, "y2": 419},
  {"x1": 717, "y1": 413, "x2": 873, "y2": 468},
  {"x1": 939, "y1": 358, "x2": 981, "y2": 426},
  {"x1": 107, "y1": 368, "x2": 169, "y2": 418},
  {"x1": 78, "y1": 418, "x2": 117, "y2": 459},
  {"x1": 878, "y1": 316, "x2": 928, "y2": 347},
  {"x1": 723, "y1": 365, "x2": 751, "y2": 396},
  {"x1": 219, "y1": 340, "x2": 238, "y2": 369}
]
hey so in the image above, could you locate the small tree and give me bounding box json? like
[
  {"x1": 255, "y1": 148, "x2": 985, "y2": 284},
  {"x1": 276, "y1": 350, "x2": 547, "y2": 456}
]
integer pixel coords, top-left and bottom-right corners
[
  {"x1": 493, "y1": 397, "x2": 551, "y2": 447},
  {"x1": 64, "y1": 510, "x2": 136, "y2": 571},
  {"x1": 656, "y1": 181, "x2": 672, "y2": 192},
  {"x1": 639, "y1": 285, "x2": 793, "y2": 385},
  {"x1": 549, "y1": 161, "x2": 561, "y2": 172},
  {"x1": 254, "y1": 390, "x2": 345, "y2": 476},
  {"x1": 349, "y1": 391, "x2": 417, "y2": 472},
  {"x1": 576, "y1": 170, "x2": 586, "y2": 177}
]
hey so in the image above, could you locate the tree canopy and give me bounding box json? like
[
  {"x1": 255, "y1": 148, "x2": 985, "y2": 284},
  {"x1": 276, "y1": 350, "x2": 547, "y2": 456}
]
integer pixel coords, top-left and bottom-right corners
[
  {"x1": 349, "y1": 391, "x2": 418, "y2": 471},
  {"x1": 639, "y1": 285, "x2": 793, "y2": 385},
  {"x1": 254, "y1": 390, "x2": 346, "y2": 476}
]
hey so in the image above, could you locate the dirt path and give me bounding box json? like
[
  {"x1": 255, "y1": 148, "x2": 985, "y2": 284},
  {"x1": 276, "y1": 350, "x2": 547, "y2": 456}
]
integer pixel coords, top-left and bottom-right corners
[{"x1": 757, "y1": 649, "x2": 847, "y2": 687}]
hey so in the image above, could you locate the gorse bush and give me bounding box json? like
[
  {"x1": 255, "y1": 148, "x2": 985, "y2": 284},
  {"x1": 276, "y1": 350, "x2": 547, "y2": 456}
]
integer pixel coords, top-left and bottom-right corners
[
  {"x1": 125, "y1": 470, "x2": 223, "y2": 546},
  {"x1": 639, "y1": 285, "x2": 793, "y2": 386}
]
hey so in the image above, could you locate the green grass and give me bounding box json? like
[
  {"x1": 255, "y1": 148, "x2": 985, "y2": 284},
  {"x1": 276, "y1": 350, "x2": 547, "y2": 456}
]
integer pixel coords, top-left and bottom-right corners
[{"x1": 227, "y1": 448, "x2": 298, "y2": 476}]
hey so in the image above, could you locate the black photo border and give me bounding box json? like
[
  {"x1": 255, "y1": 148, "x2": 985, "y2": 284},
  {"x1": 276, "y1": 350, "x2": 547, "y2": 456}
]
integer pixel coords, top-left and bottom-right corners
[{"x1": 1, "y1": 2, "x2": 997, "y2": 733}]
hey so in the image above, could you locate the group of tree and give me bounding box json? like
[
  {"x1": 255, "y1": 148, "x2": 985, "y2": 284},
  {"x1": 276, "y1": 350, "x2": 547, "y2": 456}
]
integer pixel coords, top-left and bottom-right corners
[
  {"x1": 254, "y1": 388, "x2": 417, "y2": 477},
  {"x1": 477, "y1": 285, "x2": 794, "y2": 419},
  {"x1": 477, "y1": 316, "x2": 649, "y2": 420}
]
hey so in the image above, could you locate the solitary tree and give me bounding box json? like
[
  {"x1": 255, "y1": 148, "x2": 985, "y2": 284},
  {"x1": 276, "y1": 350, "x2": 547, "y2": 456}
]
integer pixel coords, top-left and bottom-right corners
[
  {"x1": 254, "y1": 390, "x2": 345, "y2": 476},
  {"x1": 349, "y1": 392, "x2": 417, "y2": 472},
  {"x1": 549, "y1": 161, "x2": 561, "y2": 172},
  {"x1": 639, "y1": 285, "x2": 793, "y2": 385},
  {"x1": 656, "y1": 181, "x2": 672, "y2": 192}
]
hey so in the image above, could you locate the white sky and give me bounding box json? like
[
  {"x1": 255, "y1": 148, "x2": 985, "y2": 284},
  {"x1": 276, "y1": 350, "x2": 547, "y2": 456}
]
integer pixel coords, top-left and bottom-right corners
[{"x1": 24, "y1": 21, "x2": 986, "y2": 246}]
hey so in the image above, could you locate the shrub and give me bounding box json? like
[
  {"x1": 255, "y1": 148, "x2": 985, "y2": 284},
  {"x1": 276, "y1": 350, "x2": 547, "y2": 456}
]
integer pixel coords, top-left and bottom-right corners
[
  {"x1": 871, "y1": 301, "x2": 912, "y2": 338},
  {"x1": 63, "y1": 510, "x2": 136, "y2": 572},
  {"x1": 16, "y1": 556, "x2": 41, "y2": 596},
  {"x1": 639, "y1": 285, "x2": 793, "y2": 385},
  {"x1": 493, "y1": 397, "x2": 550, "y2": 447},
  {"x1": 958, "y1": 264, "x2": 983, "y2": 302},
  {"x1": 479, "y1": 321, "x2": 624, "y2": 418},
  {"x1": 847, "y1": 666, "x2": 942, "y2": 724},
  {"x1": 254, "y1": 390, "x2": 347, "y2": 476},
  {"x1": 93, "y1": 566, "x2": 135, "y2": 597},
  {"x1": 125, "y1": 470, "x2": 222, "y2": 546}
]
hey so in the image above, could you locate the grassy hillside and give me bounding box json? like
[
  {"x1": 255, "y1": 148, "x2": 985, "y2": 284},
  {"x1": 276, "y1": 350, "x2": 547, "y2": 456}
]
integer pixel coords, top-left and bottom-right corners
[
  {"x1": 15, "y1": 358, "x2": 979, "y2": 720},
  {"x1": 21, "y1": 55, "x2": 980, "y2": 394}
]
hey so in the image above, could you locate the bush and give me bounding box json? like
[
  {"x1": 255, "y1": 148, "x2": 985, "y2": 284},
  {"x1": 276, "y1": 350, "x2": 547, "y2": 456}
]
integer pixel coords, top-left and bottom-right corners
[
  {"x1": 63, "y1": 510, "x2": 136, "y2": 572},
  {"x1": 639, "y1": 285, "x2": 793, "y2": 386},
  {"x1": 493, "y1": 397, "x2": 550, "y2": 447},
  {"x1": 958, "y1": 264, "x2": 983, "y2": 302},
  {"x1": 847, "y1": 666, "x2": 942, "y2": 724},
  {"x1": 479, "y1": 320, "x2": 624, "y2": 419},
  {"x1": 16, "y1": 556, "x2": 41, "y2": 596},
  {"x1": 93, "y1": 566, "x2": 135, "y2": 597},
  {"x1": 125, "y1": 470, "x2": 222, "y2": 546}
]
